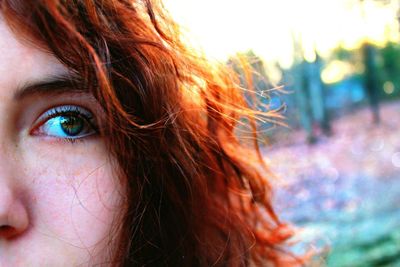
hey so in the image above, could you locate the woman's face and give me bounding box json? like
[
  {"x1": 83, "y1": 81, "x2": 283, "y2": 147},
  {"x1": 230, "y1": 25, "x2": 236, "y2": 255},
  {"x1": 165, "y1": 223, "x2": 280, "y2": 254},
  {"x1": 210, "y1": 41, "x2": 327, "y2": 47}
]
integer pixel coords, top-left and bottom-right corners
[{"x1": 0, "y1": 16, "x2": 123, "y2": 266}]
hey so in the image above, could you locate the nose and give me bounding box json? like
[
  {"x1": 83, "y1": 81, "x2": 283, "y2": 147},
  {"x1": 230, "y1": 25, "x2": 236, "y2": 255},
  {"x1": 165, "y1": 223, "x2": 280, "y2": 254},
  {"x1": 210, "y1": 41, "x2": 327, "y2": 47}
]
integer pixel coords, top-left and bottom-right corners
[{"x1": 0, "y1": 185, "x2": 29, "y2": 239}]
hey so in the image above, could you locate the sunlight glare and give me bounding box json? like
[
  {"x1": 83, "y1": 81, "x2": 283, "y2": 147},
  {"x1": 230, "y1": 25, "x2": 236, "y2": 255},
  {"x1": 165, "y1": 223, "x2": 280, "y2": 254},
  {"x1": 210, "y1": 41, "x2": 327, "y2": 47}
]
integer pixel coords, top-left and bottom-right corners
[{"x1": 164, "y1": 0, "x2": 400, "y2": 67}]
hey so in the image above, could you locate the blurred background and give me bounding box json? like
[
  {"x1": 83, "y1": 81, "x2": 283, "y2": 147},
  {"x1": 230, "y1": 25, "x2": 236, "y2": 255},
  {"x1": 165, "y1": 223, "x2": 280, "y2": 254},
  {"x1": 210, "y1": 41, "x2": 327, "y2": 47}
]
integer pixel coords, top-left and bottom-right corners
[{"x1": 165, "y1": 0, "x2": 400, "y2": 266}]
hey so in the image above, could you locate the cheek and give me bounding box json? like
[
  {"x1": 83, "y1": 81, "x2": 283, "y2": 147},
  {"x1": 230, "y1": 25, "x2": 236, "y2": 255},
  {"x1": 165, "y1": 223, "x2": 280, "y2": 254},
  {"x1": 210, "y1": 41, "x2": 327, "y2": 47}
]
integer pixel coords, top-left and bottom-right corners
[{"x1": 21, "y1": 140, "x2": 124, "y2": 252}]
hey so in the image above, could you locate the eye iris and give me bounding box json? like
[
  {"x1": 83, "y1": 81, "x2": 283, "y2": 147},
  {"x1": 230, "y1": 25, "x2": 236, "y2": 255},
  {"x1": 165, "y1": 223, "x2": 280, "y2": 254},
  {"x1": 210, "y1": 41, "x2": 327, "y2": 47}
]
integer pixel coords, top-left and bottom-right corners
[{"x1": 60, "y1": 116, "x2": 84, "y2": 136}]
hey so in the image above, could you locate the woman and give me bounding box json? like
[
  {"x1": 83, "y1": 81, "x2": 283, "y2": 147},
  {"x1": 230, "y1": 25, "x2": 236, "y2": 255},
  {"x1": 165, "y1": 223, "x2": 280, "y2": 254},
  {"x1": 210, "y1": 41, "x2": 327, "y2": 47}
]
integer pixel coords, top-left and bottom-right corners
[{"x1": 0, "y1": 0, "x2": 299, "y2": 266}]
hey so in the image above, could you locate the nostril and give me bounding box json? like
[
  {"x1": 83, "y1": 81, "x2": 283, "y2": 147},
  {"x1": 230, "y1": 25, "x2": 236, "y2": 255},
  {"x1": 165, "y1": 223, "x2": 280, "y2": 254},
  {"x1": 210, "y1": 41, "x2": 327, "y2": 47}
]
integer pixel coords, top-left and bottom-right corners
[
  {"x1": 0, "y1": 195, "x2": 30, "y2": 239},
  {"x1": 0, "y1": 225, "x2": 16, "y2": 238}
]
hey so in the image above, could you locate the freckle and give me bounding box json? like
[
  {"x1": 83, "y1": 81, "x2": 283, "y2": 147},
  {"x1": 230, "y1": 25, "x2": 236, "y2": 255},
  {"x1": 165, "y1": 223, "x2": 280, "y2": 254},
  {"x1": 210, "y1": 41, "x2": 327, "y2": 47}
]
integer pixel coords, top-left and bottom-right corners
[
  {"x1": 55, "y1": 177, "x2": 63, "y2": 185},
  {"x1": 65, "y1": 176, "x2": 75, "y2": 186}
]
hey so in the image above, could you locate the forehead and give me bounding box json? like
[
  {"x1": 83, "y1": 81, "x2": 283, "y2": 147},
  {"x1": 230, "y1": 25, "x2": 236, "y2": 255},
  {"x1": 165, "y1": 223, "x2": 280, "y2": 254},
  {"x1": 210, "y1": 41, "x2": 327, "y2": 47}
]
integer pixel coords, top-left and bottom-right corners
[{"x1": 0, "y1": 15, "x2": 68, "y2": 94}]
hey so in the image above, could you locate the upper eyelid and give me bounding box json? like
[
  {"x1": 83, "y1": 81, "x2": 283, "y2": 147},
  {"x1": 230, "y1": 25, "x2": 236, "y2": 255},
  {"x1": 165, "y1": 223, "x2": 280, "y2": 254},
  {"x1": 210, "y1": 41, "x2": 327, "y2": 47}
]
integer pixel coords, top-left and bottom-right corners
[
  {"x1": 12, "y1": 91, "x2": 105, "y2": 138},
  {"x1": 37, "y1": 105, "x2": 93, "y2": 122},
  {"x1": 31, "y1": 104, "x2": 99, "y2": 134},
  {"x1": 34, "y1": 104, "x2": 94, "y2": 122}
]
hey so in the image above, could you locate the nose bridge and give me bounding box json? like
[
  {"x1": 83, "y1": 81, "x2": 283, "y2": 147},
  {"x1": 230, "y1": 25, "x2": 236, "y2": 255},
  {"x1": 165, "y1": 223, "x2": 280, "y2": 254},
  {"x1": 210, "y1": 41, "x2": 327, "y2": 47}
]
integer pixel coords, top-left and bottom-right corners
[{"x1": 0, "y1": 138, "x2": 15, "y2": 175}]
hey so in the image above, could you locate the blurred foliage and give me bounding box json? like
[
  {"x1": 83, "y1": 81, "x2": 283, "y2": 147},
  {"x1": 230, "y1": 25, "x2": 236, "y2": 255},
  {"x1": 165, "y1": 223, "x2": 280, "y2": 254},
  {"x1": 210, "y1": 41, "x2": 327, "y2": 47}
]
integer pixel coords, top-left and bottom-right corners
[
  {"x1": 331, "y1": 42, "x2": 400, "y2": 101},
  {"x1": 227, "y1": 40, "x2": 400, "y2": 145},
  {"x1": 380, "y1": 42, "x2": 400, "y2": 98}
]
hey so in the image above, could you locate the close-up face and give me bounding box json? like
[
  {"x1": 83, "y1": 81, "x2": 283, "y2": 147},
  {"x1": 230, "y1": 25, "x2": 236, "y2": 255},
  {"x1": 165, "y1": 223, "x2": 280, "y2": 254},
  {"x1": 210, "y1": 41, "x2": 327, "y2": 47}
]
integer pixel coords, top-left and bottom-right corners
[
  {"x1": 0, "y1": 16, "x2": 123, "y2": 266},
  {"x1": 0, "y1": 0, "x2": 303, "y2": 265}
]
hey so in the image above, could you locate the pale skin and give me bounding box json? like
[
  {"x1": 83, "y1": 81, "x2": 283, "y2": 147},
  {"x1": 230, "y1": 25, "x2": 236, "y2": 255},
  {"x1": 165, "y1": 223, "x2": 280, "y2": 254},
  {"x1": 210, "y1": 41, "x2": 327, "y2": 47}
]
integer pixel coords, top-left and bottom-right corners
[{"x1": 0, "y1": 16, "x2": 124, "y2": 266}]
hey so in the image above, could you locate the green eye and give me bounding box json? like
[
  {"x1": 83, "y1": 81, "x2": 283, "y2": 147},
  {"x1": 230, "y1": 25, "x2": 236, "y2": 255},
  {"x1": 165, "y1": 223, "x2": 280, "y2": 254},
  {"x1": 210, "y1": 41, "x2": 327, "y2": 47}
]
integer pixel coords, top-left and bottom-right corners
[
  {"x1": 34, "y1": 105, "x2": 97, "y2": 140},
  {"x1": 59, "y1": 116, "x2": 84, "y2": 136}
]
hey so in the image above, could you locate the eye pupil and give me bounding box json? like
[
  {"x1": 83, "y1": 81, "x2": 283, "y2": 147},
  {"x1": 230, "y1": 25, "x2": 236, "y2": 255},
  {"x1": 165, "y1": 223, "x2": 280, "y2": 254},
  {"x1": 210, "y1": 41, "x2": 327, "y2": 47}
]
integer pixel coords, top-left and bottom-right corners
[{"x1": 60, "y1": 116, "x2": 84, "y2": 136}]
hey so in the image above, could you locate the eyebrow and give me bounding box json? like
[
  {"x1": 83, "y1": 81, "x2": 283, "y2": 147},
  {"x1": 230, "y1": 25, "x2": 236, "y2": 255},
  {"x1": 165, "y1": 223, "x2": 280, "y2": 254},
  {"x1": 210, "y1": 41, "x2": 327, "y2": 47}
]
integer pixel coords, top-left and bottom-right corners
[{"x1": 13, "y1": 74, "x2": 89, "y2": 101}]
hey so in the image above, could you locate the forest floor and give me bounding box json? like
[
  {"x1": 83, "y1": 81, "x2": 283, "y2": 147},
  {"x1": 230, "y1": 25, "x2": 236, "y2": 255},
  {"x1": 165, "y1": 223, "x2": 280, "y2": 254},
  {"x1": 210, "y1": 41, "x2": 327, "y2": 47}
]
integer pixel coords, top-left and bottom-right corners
[{"x1": 264, "y1": 101, "x2": 400, "y2": 267}]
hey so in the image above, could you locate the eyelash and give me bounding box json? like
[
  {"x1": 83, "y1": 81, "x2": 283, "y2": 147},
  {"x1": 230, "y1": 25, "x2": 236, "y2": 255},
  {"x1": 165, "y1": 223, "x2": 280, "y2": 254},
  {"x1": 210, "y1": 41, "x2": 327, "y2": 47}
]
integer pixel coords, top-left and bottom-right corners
[{"x1": 31, "y1": 105, "x2": 98, "y2": 143}]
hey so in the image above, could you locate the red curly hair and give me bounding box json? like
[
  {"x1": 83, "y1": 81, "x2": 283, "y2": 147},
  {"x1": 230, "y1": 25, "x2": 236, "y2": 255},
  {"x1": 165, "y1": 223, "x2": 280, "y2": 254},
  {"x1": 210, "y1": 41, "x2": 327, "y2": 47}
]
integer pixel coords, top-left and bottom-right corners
[{"x1": 1, "y1": 0, "x2": 301, "y2": 266}]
